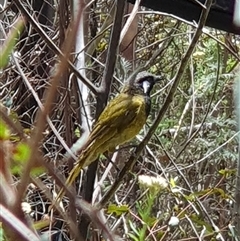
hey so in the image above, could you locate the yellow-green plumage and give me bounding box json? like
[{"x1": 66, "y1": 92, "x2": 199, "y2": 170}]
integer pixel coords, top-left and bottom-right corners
[
  {"x1": 82, "y1": 90, "x2": 148, "y2": 165},
  {"x1": 56, "y1": 74, "x2": 159, "y2": 201}
]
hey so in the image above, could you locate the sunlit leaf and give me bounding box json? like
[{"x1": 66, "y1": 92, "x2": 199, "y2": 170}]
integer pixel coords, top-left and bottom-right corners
[
  {"x1": 169, "y1": 177, "x2": 176, "y2": 188},
  {"x1": 13, "y1": 142, "x2": 30, "y2": 162},
  {"x1": 30, "y1": 166, "x2": 46, "y2": 177},
  {"x1": 107, "y1": 204, "x2": 129, "y2": 216},
  {"x1": 74, "y1": 127, "x2": 81, "y2": 138},
  {"x1": 219, "y1": 168, "x2": 236, "y2": 177},
  {"x1": 11, "y1": 142, "x2": 30, "y2": 174}
]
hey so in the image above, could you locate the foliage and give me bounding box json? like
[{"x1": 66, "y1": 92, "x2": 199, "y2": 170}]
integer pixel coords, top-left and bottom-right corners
[{"x1": 0, "y1": 0, "x2": 239, "y2": 240}]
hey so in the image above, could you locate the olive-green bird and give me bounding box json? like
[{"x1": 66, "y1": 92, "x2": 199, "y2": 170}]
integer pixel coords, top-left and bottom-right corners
[{"x1": 56, "y1": 73, "x2": 160, "y2": 201}]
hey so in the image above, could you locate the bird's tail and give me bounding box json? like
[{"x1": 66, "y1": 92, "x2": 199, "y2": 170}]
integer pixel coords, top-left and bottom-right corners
[
  {"x1": 54, "y1": 146, "x2": 97, "y2": 204},
  {"x1": 55, "y1": 161, "x2": 84, "y2": 203}
]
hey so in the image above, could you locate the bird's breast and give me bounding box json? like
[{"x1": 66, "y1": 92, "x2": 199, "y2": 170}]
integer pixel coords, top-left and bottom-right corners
[{"x1": 117, "y1": 94, "x2": 148, "y2": 144}]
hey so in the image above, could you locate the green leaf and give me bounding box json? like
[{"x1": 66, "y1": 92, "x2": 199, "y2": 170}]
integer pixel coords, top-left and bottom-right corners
[
  {"x1": 11, "y1": 142, "x2": 30, "y2": 174},
  {"x1": 13, "y1": 142, "x2": 30, "y2": 162},
  {"x1": 107, "y1": 204, "x2": 129, "y2": 216},
  {"x1": 169, "y1": 177, "x2": 176, "y2": 188},
  {"x1": 128, "y1": 220, "x2": 140, "y2": 237},
  {"x1": 190, "y1": 214, "x2": 213, "y2": 232},
  {"x1": 30, "y1": 166, "x2": 46, "y2": 177},
  {"x1": 145, "y1": 216, "x2": 157, "y2": 227},
  {"x1": 128, "y1": 233, "x2": 139, "y2": 241},
  {"x1": 33, "y1": 219, "x2": 50, "y2": 230},
  {"x1": 219, "y1": 168, "x2": 236, "y2": 177},
  {"x1": 74, "y1": 127, "x2": 81, "y2": 138}
]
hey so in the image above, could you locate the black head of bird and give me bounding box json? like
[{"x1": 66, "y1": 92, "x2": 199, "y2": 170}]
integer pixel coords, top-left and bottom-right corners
[
  {"x1": 133, "y1": 72, "x2": 160, "y2": 96},
  {"x1": 123, "y1": 73, "x2": 161, "y2": 117}
]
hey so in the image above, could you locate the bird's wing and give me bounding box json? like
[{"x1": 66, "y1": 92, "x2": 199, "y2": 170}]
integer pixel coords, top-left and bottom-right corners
[{"x1": 85, "y1": 93, "x2": 144, "y2": 148}]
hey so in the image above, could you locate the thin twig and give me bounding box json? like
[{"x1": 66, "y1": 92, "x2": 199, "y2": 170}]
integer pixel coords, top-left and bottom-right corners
[
  {"x1": 15, "y1": 3, "x2": 84, "y2": 204},
  {"x1": 99, "y1": 0, "x2": 125, "y2": 101},
  {"x1": 98, "y1": 0, "x2": 213, "y2": 208},
  {"x1": 13, "y1": 0, "x2": 98, "y2": 95}
]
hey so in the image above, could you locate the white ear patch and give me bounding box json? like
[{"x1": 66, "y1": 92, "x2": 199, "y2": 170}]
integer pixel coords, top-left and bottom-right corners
[{"x1": 142, "y1": 81, "x2": 151, "y2": 94}]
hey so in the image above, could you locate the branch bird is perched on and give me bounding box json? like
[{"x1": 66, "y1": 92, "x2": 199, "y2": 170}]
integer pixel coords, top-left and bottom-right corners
[{"x1": 56, "y1": 72, "x2": 161, "y2": 201}]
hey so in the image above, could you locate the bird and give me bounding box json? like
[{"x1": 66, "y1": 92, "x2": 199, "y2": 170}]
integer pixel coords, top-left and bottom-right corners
[{"x1": 56, "y1": 72, "x2": 160, "y2": 202}]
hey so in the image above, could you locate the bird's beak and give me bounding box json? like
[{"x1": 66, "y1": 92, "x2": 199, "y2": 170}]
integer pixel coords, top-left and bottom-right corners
[{"x1": 142, "y1": 81, "x2": 151, "y2": 94}]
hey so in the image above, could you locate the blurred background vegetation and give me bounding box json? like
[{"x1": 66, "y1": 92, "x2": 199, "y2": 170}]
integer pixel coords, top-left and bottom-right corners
[{"x1": 0, "y1": 0, "x2": 240, "y2": 240}]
